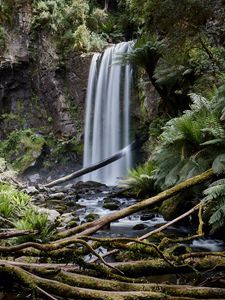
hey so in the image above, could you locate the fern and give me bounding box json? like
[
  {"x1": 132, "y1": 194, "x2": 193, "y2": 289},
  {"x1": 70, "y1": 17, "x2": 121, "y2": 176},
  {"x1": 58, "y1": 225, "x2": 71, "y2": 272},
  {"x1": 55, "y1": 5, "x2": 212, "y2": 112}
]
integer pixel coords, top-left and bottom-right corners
[
  {"x1": 189, "y1": 93, "x2": 211, "y2": 112},
  {"x1": 154, "y1": 64, "x2": 186, "y2": 86},
  {"x1": 152, "y1": 89, "x2": 225, "y2": 190},
  {"x1": 212, "y1": 154, "x2": 225, "y2": 175},
  {"x1": 120, "y1": 36, "x2": 164, "y2": 68},
  {"x1": 202, "y1": 179, "x2": 225, "y2": 232},
  {"x1": 120, "y1": 161, "x2": 156, "y2": 196}
]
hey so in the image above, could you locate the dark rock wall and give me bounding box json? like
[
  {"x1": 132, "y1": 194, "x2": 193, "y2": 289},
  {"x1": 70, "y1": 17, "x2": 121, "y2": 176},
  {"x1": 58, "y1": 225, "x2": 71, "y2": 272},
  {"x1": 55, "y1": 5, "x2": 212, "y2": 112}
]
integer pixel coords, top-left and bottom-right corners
[
  {"x1": 0, "y1": 53, "x2": 92, "y2": 138},
  {"x1": 0, "y1": 2, "x2": 92, "y2": 139}
]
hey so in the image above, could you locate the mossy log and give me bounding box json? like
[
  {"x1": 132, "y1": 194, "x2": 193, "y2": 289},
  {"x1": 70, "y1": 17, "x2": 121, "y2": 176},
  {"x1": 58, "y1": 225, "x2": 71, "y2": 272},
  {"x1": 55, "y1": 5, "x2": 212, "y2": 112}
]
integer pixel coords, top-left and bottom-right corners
[
  {"x1": 0, "y1": 264, "x2": 225, "y2": 300},
  {"x1": 0, "y1": 169, "x2": 222, "y2": 300},
  {"x1": 1, "y1": 263, "x2": 225, "y2": 300},
  {"x1": 57, "y1": 168, "x2": 214, "y2": 239}
]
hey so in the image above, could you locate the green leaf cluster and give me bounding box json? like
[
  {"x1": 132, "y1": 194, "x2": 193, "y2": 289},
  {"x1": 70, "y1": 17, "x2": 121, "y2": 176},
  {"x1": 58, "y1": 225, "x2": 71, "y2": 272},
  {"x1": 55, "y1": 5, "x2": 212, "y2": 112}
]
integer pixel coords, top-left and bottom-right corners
[
  {"x1": 0, "y1": 129, "x2": 45, "y2": 173},
  {"x1": 202, "y1": 178, "x2": 225, "y2": 233},
  {"x1": 0, "y1": 183, "x2": 56, "y2": 242},
  {"x1": 120, "y1": 161, "x2": 156, "y2": 196},
  {"x1": 31, "y1": 0, "x2": 107, "y2": 52},
  {"x1": 125, "y1": 83, "x2": 225, "y2": 232}
]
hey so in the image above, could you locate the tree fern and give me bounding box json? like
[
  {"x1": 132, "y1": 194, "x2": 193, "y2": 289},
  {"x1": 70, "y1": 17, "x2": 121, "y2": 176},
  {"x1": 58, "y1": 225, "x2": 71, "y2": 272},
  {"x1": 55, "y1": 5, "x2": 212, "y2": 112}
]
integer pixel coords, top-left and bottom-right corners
[
  {"x1": 153, "y1": 90, "x2": 225, "y2": 189},
  {"x1": 120, "y1": 36, "x2": 164, "y2": 68},
  {"x1": 202, "y1": 179, "x2": 225, "y2": 232}
]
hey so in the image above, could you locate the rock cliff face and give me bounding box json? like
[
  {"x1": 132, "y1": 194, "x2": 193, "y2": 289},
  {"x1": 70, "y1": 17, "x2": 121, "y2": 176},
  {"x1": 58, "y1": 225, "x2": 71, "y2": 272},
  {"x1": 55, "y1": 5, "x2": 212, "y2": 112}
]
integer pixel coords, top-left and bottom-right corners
[{"x1": 0, "y1": 1, "x2": 92, "y2": 139}]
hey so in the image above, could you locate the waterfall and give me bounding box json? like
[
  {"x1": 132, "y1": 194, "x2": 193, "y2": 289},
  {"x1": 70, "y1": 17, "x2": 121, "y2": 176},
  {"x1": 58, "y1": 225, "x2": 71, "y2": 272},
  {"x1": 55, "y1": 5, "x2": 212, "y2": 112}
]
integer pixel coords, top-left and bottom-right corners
[{"x1": 83, "y1": 42, "x2": 133, "y2": 185}]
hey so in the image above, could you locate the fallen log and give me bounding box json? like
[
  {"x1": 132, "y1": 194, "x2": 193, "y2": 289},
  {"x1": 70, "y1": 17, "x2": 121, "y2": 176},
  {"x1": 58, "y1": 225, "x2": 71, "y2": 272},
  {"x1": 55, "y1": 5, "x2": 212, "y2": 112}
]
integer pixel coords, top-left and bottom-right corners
[
  {"x1": 91, "y1": 204, "x2": 202, "y2": 262},
  {"x1": 0, "y1": 229, "x2": 38, "y2": 239},
  {"x1": 57, "y1": 168, "x2": 214, "y2": 239},
  {"x1": 1, "y1": 262, "x2": 225, "y2": 299},
  {"x1": 44, "y1": 136, "x2": 147, "y2": 188}
]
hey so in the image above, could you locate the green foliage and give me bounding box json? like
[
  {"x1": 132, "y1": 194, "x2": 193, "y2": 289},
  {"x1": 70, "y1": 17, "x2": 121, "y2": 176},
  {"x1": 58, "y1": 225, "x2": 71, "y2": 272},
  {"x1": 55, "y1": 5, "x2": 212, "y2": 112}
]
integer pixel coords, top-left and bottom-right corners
[
  {"x1": 120, "y1": 161, "x2": 156, "y2": 196},
  {"x1": 121, "y1": 36, "x2": 163, "y2": 70},
  {"x1": 153, "y1": 91, "x2": 225, "y2": 189},
  {"x1": 0, "y1": 129, "x2": 45, "y2": 173},
  {"x1": 0, "y1": 183, "x2": 30, "y2": 219},
  {"x1": 202, "y1": 179, "x2": 225, "y2": 233},
  {"x1": 13, "y1": 208, "x2": 56, "y2": 242},
  {"x1": 31, "y1": 0, "x2": 106, "y2": 52},
  {"x1": 0, "y1": 0, "x2": 13, "y2": 24},
  {"x1": 0, "y1": 183, "x2": 56, "y2": 242},
  {"x1": 0, "y1": 26, "x2": 6, "y2": 52},
  {"x1": 125, "y1": 0, "x2": 214, "y2": 44},
  {"x1": 73, "y1": 24, "x2": 106, "y2": 52}
]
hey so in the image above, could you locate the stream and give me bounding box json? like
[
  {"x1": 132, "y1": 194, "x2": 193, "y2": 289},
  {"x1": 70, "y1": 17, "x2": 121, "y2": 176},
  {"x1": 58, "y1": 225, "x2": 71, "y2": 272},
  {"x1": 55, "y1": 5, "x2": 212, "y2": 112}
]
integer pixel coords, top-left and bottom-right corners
[{"x1": 1, "y1": 180, "x2": 225, "y2": 299}]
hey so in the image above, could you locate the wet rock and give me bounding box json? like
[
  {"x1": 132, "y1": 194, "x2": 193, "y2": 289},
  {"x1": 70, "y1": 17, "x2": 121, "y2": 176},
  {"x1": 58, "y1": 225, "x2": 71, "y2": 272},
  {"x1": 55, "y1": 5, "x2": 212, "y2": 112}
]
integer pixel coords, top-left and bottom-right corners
[
  {"x1": 53, "y1": 205, "x2": 68, "y2": 214},
  {"x1": 85, "y1": 213, "x2": 99, "y2": 222},
  {"x1": 140, "y1": 213, "x2": 155, "y2": 221},
  {"x1": 24, "y1": 186, "x2": 39, "y2": 195},
  {"x1": 66, "y1": 200, "x2": 76, "y2": 207},
  {"x1": 170, "y1": 245, "x2": 189, "y2": 256},
  {"x1": 66, "y1": 220, "x2": 78, "y2": 228},
  {"x1": 132, "y1": 223, "x2": 148, "y2": 230},
  {"x1": 28, "y1": 173, "x2": 41, "y2": 183},
  {"x1": 33, "y1": 206, "x2": 60, "y2": 222},
  {"x1": 37, "y1": 184, "x2": 49, "y2": 192},
  {"x1": 74, "y1": 181, "x2": 107, "y2": 195},
  {"x1": 0, "y1": 158, "x2": 7, "y2": 173},
  {"x1": 103, "y1": 202, "x2": 120, "y2": 210},
  {"x1": 0, "y1": 158, "x2": 18, "y2": 184},
  {"x1": 49, "y1": 192, "x2": 65, "y2": 199},
  {"x1": 159, "y1": 193, "x2": 186, "y2": 220},
  {"x1": 34, "y1": 193, "x2": 46, "y2": 203},
  {"x1": 102, "y1": 198, "x2": 120, "y2": 210},
  {"x1": 61, "y1": 212, "x2": 75, "y2": 225},
  {"x1": 62, "y1": 183, "x2": 73, "y2": 191}
]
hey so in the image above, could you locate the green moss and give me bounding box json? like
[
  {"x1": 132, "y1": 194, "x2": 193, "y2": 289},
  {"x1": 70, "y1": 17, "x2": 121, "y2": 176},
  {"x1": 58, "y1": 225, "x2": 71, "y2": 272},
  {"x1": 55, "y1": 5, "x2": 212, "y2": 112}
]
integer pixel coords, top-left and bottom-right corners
[
  {"x1": 103, "y1": 202, "x2": 119, "y2": 210},
  {"x1": 159, "y1": 193, "x2": 184, "y2": 220},
  {"x1": 85, "y1": 213, "x2": 98, "y2": 222},
  {"x1": 0, "y1": 129, "x2": 45, "y2": 173}
]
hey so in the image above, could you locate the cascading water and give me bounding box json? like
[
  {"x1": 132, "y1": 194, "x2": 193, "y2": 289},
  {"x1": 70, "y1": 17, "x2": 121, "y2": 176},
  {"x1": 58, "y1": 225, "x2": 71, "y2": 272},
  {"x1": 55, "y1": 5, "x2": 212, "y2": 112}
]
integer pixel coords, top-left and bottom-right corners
[{"x1": 83, "y1": 42, "x2": 133, "y2": 185}]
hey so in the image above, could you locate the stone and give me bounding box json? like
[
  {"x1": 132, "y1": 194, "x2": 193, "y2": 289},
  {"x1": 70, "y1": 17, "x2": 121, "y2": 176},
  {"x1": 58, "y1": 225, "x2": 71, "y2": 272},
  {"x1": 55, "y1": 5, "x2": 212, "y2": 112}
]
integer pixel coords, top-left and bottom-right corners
[
  {"x1": 49, "y1": 192, "x2": 65, "y2": 199},
  {"x1": 24, "y1": 186, "x2": 39, "y2": 195},
  {"x1": 34, "y1": 193, "x2": 46, "y2": 203},
  {"x1": 29, "y1": 173, "x2": 41, "y2": 183},
  {"x1": 66, "y1": 220, "x2": 78, "y2": 228},
  {"x1": 103, "y1": 202, "x2": 120, "y2": 210},
  {"x1": 132, "y1": 223, "x2": 148, "y2": 230},
  {"x1": 0, "y1": 158, "x2": 7, "y2": 173},
  {"x1": 85, "y1": 213, "x2": 99, "y2": 222},
  {"x1": 33, "y1": 206, "x2": 60, "y2": 223},
  {"x1": 140, "y1": 213, "x2": 155, "y2": 221}
]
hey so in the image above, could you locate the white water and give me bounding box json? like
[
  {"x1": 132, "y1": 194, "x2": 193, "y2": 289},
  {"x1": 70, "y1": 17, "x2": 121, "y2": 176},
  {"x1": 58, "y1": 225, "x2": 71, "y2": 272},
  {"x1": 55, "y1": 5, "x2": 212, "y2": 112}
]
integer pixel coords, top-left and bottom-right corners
[{"x1": 83, "y1": 42, "x2": 133, "y2": 185}]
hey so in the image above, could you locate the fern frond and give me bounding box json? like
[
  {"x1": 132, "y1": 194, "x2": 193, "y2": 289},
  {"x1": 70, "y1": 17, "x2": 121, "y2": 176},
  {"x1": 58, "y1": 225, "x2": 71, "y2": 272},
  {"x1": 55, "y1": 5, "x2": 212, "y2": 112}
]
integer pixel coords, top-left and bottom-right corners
[
  {"x1": 202, "y1": 178, "x2": 225, "y2": 232},
  {"x1": 189, "y1": 93, "x2": 211, "y2": 112},
  {"x1": 208, "y1": 204, "x2": 225, "y2": 231},
  {"x1": 212, "y1": 154, "x2": 225, "y2": 175},
  {"x1": 119, "y1": 161, "x2": 156, "y2": 196},
  {"x1": 203, "y1": 184, "x2": 225, "y2": 199}
]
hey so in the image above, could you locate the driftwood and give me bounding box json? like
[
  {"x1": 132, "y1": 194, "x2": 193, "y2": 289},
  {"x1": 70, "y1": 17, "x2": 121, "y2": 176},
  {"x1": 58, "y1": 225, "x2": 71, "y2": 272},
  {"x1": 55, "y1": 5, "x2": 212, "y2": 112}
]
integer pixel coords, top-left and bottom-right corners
[{"x1": 45, "y1": 137, "x2": 147, "y2": 188}]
